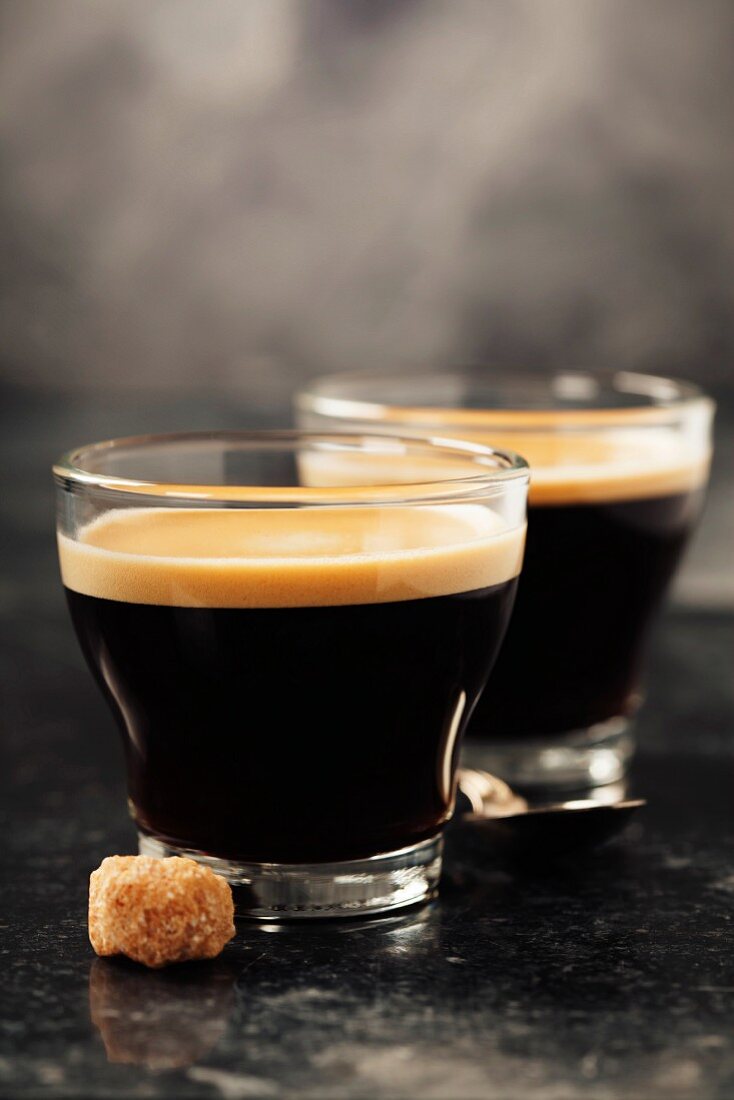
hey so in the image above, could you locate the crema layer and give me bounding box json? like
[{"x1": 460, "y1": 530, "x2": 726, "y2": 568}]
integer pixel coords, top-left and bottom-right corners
[
  {"x1": 298, "y1": 430, "x2": 708, "y2": 506},
  {"x1": 59, "y1": 505, "x2": 525, "y2": 608}
]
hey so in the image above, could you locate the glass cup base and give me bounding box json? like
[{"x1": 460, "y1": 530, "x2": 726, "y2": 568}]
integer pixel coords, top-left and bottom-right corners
[
  {"x1": 461, "y1": 717, "x2": 635, "y2": 792},
  {"x1": 138, "y1": 833, "x2": 442, "y2": 921}
]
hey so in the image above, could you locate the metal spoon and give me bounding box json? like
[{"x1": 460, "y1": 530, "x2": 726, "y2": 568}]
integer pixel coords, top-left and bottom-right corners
[{"x1": 455, "y1": 768, "x2": 646, "y2": 858}]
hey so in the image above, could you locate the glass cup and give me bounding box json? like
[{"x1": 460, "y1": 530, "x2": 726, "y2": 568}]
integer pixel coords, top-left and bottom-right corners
[
  {"x1": 54, "y1": 430, "x2": 528, "y2": 919},
  {"x1": 297, "y1": 370, "x2": 714, "y2": 789}
]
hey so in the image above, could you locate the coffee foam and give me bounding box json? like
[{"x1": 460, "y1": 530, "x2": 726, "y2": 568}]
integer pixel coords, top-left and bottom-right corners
[
  {"x1": 318, "y1": 414, "x2": 708, "y2": 505},
  {"x1": 59, "y1": 506, "x2": 525, "y2": 608},
  {"x1": 298, "y1": 431, "x2": 707, "y2": 506},
  {"x1": 470, "y1": 430, "x2": 709, "y2": 505}
]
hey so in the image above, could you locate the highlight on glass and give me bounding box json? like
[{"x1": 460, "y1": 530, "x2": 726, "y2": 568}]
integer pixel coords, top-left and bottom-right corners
[
  {"x1": 55, "y1": 430, "x2": 529, "y2": 919},
  {"x1": 297, "y1": 369, "x2": 714, "y2": 789}
]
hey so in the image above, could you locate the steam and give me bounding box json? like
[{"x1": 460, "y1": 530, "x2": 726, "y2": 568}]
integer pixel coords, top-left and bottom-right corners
[{"x1": 0, "y1": 0, "x2": 732, "y2": 394}]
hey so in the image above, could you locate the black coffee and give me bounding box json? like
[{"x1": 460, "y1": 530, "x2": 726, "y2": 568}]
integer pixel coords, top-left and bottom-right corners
[
  {"x1": 60, "y1": 505, "x2": 523, "y2": 862},
  {"x1": 66, "y1": 582, "x2": 516, "y2": 862},
  {"x1": 468, "y1": 485, "x2": 705, "y2": 740}
]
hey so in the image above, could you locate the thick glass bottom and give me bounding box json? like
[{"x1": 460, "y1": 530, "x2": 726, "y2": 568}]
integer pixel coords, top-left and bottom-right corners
[
  {"x1": 138, "y1": 833, "x2": 442, "y2": 921},
  {"x1": 461, "y1": 717, "x2": 634, "y2": 791}
]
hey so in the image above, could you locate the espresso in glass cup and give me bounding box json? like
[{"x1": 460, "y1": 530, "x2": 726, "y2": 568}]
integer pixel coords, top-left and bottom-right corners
[
  {"x1": 55, "y1": 431, "x2": 528, "y2": 918},
  {"x1": 297, "y1": 371, "x2": 714, "y2": 788}
]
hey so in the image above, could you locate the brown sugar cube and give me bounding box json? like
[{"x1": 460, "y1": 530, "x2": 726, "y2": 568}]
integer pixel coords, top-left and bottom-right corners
[{"x1": 89, "y1": 855, "x2": 235, "y2": 968}]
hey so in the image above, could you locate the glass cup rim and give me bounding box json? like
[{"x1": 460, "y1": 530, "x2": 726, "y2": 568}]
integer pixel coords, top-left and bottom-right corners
[
  {"x1": 297, "y1": 367, "x2": 714, "y2": 430},
  {"x1": 52, "y1": 428, "x2": 529, "y2": 505}
]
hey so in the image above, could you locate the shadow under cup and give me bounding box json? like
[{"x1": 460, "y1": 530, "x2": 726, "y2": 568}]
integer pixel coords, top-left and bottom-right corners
[
  {"x1": 54, "y1": 431, "x2": 528, "y2": 919},
  {"x1": 297, "y1": 371, "x2": 714, "y2": 789}
]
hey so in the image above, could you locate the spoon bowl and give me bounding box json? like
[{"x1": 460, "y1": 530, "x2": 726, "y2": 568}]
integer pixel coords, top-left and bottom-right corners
[{"x1": 455, "y1": 768, "x2": 646, "y2": 859}]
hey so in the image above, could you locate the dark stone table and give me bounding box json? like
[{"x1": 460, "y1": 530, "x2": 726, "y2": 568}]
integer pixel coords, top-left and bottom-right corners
[{"x1": 2, "y1": 384, "x2": 733, "y2": 1099}]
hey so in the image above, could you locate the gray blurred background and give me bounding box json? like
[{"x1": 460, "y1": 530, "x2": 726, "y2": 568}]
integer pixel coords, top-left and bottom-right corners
[{"x1": 0, "y1": 0, "x2": 732, "y2": 605}]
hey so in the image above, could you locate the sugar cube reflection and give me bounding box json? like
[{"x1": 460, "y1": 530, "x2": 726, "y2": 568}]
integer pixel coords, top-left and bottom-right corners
[{"x1": 89, "y1": 957, "x2": 236, "y2": 1070}]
